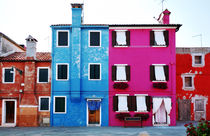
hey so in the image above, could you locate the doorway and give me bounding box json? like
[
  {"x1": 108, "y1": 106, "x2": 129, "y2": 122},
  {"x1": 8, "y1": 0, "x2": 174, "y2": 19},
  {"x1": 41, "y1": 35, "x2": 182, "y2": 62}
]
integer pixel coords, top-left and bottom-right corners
[
  {"x1": 178, "y1": 99, "x2": 191, "y2": 121},
  {"x1": 2, "y1": 99, "x2": 17, "y2": 127},
  {"x1": 87, "y1": 99, "x2": 101, "y2": 126}
]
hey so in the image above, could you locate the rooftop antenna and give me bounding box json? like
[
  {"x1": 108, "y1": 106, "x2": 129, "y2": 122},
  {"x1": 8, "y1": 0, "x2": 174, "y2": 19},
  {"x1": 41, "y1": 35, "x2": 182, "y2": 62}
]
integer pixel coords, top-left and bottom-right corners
[
  {"x1": 161, "y1": 0, "x2": 166, "y2": 12},
  {"x1": 192, "y1": 34, "x2": 203, "y2": 47}
]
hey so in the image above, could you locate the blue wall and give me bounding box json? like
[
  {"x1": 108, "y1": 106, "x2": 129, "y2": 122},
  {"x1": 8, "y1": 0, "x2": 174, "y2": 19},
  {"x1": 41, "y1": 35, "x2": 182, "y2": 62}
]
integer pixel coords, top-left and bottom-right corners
[{"x1": 50, "y1": 7, "x2": 109, "y2": 126}]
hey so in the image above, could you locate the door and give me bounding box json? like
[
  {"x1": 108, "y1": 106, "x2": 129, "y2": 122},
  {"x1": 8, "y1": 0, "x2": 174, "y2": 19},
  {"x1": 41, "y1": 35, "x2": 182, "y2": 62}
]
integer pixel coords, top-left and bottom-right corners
[
  {"x1": 88, "y1": 109, "x2": 100, "y2": 124},
  {"x1": 87, "y1": 99, "x2": 101, "y2": 126},
  {"x1": 178, "y1": 99, "x2": 191, "y2": 121},
  {"x1": 194, "y1": 99, "x2": 205, "y2": 121},
  {"x1": 2, "y1": 99, "x2": 17, "y2": 126}
]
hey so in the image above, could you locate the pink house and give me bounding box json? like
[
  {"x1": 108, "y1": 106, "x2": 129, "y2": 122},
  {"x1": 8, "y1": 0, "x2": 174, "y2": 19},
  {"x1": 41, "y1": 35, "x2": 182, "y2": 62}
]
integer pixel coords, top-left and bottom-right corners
[{"x1": 109, "y1": 9, "x2": 181, "y2": 126}]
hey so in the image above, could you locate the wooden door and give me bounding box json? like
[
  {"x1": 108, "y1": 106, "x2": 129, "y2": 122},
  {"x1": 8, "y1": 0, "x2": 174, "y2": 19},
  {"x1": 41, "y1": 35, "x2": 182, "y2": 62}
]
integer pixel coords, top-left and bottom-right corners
[
  {"x1": 178, "y1": 99, "x2": 191, "y2": 121},
  {"x1": 194, "y1": 99, "x2": 205, "y2": 121},
  {"x1": 88, "y1": 109, "x2": 100, "y2": 124},
  {"x1": 6, "y1": 101, "x2": 15, "y2": 123}
]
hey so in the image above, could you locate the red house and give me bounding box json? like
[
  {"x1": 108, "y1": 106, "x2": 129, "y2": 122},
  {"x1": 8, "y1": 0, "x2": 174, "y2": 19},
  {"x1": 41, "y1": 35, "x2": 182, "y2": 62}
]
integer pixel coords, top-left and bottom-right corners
[
  {"x1": 0, "y1": 35, "x2": 51, "y2": 127},
  {"x1": 176, "y1": 47, "x2": 210, "y2": 121}
]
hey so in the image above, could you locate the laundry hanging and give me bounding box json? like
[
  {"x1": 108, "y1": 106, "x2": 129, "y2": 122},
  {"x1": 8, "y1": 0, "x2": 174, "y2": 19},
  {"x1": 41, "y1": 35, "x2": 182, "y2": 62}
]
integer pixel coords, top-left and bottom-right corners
[{"x1": 88, "y1": 101, "x2": 101, "y2": 111}]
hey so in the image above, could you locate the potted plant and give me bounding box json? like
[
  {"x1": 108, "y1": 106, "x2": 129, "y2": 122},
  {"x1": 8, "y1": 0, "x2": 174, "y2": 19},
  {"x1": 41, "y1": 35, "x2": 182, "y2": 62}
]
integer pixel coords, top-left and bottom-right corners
[{"x1": 113, "y1": 82, "x2": 129, "y2": 90}]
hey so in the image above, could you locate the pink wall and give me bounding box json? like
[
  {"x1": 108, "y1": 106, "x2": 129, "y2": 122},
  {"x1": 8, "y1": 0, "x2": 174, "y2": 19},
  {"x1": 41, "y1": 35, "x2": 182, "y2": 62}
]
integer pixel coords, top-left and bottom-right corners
[{"x1": 109, "y1": 28, "x2": 177, "y2": 126}]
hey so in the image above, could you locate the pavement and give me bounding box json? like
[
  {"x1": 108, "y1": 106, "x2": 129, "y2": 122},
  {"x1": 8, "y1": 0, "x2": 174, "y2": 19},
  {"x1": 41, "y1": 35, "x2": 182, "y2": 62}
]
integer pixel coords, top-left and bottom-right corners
[{"x1": 0, "y1": 121, "x2": 196, "y2": 136}]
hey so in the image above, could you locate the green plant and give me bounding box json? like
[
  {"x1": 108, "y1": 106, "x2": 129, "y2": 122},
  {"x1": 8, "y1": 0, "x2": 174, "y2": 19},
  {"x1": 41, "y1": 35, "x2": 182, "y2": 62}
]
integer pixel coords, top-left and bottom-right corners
[{"x1": 184, "y1": 118, "x2": 210, "y2": 136}]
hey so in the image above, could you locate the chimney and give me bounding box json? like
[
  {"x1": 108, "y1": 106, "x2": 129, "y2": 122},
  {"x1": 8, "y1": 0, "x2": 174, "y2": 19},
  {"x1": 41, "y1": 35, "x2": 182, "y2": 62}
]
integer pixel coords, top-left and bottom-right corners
[
  {"x1": 25, "y1": 35, "x2": 37, "y2": 59},
  {"x1": 71, "y1": 2, "x2": 84, "y2": 27},
  {"x1": 162, "y1": 9, "x2": 171, "y2": 24}
]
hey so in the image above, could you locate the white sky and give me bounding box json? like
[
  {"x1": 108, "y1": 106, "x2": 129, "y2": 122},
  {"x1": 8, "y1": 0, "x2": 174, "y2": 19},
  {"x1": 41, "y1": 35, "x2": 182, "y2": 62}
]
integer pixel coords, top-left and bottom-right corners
[{"x1": 0, "y1": 0, "x2": 210, "y2": 52}]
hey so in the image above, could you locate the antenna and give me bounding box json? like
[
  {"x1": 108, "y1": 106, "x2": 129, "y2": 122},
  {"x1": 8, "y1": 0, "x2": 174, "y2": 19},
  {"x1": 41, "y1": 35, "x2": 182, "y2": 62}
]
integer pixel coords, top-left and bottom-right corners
[
  {"x1": 192, "y1": 34, "x2": 202, "y2": 47},
  {"x1": 161, "y1": 0, "x2": 166, "y2": 12}
]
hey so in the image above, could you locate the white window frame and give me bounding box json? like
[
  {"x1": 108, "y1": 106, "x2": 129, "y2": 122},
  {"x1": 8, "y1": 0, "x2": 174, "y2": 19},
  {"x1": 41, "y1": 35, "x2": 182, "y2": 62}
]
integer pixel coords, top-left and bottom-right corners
[
  {"x1": 114, "y1": 64, "x2": 128, "y2": 82},
  {"x1": 37, "y1": 67, "x2": 50, "y2": 83},
  {"x1": 56, "y1": 63, "x2": 69, "y2": 81},
  {"x1": 115, "y1": 94, "x2": 129, "y2": 112},
  {"x1": 88, "y1": 63, "x2": 101, "y2": 80},
  {"x1": 134, "y1": 94, "x2": 149, "y2": 112},
  {"x1": 152, "y1": 29, "x2": 167, "y2": 47},
  {"x1": 56, "y1": 30, "x2": 69, "y2": 47},
  {"x1": 53, "y1": 96, "x2": 67, "y2": 114},
  {"x1": 181, "y1": 74, "x2": 195, "y2": 91},
  {"x1": 192, "y1": 53, "x2": 205, "y2": 67},
  {"x1": 151, "y1": 64, "x2": 167, "y2": 82},
  {"x1": 114, "y1": 30, "x2": 129, "y2": 47},
  {"x1": 88, "y1": 30, "x2": 101, "y2": 47},
  {"x1": 39, "y1": 96, "x2": 50, "y2": 112},
  {"x1": 2, "y1": 67, "x2": 15, "y2": 83}
]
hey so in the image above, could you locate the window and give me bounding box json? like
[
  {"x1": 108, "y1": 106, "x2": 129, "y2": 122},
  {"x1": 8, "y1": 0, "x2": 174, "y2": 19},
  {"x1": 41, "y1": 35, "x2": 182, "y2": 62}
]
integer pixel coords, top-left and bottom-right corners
[
  {"x1": 112, "y1": 30, "x2": 130, "y2": 47},
  {"x1": 181, "y1": 74, "x2": 195, "y2": 90},
  {"x1": 150, "y1": 30, "x2": 169, "y2": 47},
  {"x1": 192, "y1": 54, "x2": 205, "y2": 67},
  {"x1": 113, "y1": 95, "x2": 151, "y2": 112},
  {"x1": 56, "y1": 64, "x2": 68, "y2": 80},
  {"x1": 195, "y1": 99, "x2": 204, "y2": 112},
  {"x1": 112, "y1": 65, "x2": 130, "y2": 82},
  {"x1": 89, "y1": 63, "x2": 101, "y2": 80},
  {"x1": 150, "y1": 65, "x2": 169, "y2": 82},
  {"x1": 57, "y1": 30, "x2": 69, "y2": 47},
  {"x1": 89, "y1": 31, "x2": 101, "y2": 47},
  {"x1": 37, "y1": 67, "x2": 49, "y2": 83},
  {"x1": 3, "y1": 68, "x2": 15, "y2": 83},
  {"x1": 54, "y1": 96, "x2": 66, "y2": 113},
  {"x1": 39, "y1": 96, "x2": 50, "y2": 111}
]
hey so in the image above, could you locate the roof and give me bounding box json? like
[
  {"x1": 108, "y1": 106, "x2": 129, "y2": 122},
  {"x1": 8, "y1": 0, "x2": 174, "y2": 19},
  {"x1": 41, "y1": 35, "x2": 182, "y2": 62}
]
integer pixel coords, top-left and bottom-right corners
[
  {"x1": 51, "y1": 24, "x2": 108, "y2": 27},
  {"x1": 0, "y1": 32, "x2": 26, "y2": 51},
  {"x1": 176, "y1": 47, "x2": 210, "y2": 54},
  {"x1": 0, "y1": 52, "x2": 51, "y2": 62}
]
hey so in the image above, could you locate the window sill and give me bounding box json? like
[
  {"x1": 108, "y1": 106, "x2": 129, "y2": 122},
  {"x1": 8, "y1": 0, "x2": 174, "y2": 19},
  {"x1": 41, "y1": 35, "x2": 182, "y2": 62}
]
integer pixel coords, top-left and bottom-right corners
[
  {"x1": 116, "y1": 111, "x2": 129, "y2": 113},
  {"x1": 151, "y1": 45, "x2": 167, "y2": 47},
  {"x1": 89, "y1": 79, "x2": 101, "y2": 81},
  {"x1": 114, "y1": 81, "x2": 128, "y2": 82},
  {"x1": 182, "y1": 87, "x2": 195, "y2": 91},
  {"x1": 134, "y1": 111, "x2": 149, "y2": 113},
  {"x1": 192, "y1": 64, "x2": 204, "y2": 67},
  {"x1": 89, "y1": 45, "x2": 101, "y2": 48},
  {"x1": 2, "y1": 82, "x2": 15, "y2": 84},
  {"x1": 152, "y1": 81, "x2": 167, "y2": 83},
  {"x1": 114, "y1": 45, "x2": 129, "y2": 48}
]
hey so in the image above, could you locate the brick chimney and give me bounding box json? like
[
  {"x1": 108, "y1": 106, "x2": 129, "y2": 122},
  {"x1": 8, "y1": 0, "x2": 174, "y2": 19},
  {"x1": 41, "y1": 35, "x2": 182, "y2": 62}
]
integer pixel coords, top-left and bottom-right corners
[
  {"x1": 25, "y1": 35, "x2": 37, "y2": 59},
  {"x1": 162, "y1": 9, "x2": 171, "y2": 24},
  {"x1": 71, "y1": 2, "x2": 84, "y2": 27}
]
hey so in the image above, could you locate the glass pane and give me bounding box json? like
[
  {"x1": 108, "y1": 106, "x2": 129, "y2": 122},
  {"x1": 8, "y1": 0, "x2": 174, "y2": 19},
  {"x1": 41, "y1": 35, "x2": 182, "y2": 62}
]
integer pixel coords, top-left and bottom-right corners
[
  {"x1": 58, "y1": 65, "x2": 67, "y2": 79},
  {"x1": 90, "y1": 32, "x2": 100, "y2": 46},
  {"x1": 195, "y1": 56, "x2": 202, "y2": 64},
  {"x1": 55, "y1": 97, "x2": 65, "y2": 112},
  {"x1": 5, "y1": 69, "x2": 14, "y2": 82},
  {"x1": 195, "y1": 99, "x2": 204, "y2": 111},
  {"x1": 39, "y1": 69, "x2": 48, "y2": 82},
  {"x1": 185, "y1": 77, "x2": 192, "y2": 87},
  {"x1": 58, "y1": 32, "x2": 68, "y2": 46},
  {"x1": 40, "y1": 98, "x2": 49, "y2": 110}
]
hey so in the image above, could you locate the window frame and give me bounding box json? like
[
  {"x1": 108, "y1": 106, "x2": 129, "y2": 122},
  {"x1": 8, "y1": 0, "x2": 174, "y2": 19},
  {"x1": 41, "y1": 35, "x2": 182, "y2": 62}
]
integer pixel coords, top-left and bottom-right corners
[
  {"x1": 150, "y1": 64, "x2": 168, "y2": 82},
  {"x1": 2, "y1": 67, "x2": 15, "y2": 83},
  {"x1": 150, "y1": 29, "x2": 168, "y2": 47},
  {"x1": 113, "y1": 30, "x2": 130, "y2": 47},
  {"x1": 115, "y1": 94, "x2": 129, "y2": 112},
  {"x1": 39, "y1": 96, "x2": 50, "y2": 112},
  {"x1": 192, "y1": 53, "x2": 205, "y2": 67},
  {"x1": 56, "y1": 30, "x2": 69, "y2": 47},
  {"x1": 37, "y1": 67, "x2": 50, "y2": 83},
  {"x1": 53, "y1": 96, "x2": 67, "y2": 114},
  {"x1": 88, "y1": 30, "x2": 101, "y2": 47},
  {"x1": 181, "y1": 74, "x2": 195, "y2": 91},
  {"x1": 113, "y1": 64, "x2": 129, "y2": 82},
  {"x1": 56, "y1": 63, "x2": 69, "y2": 81},
  {"x1": 88, "y1": 63, "x2": 101, "y2": 80},
  {"x1": 134, "y1": 94, "x2": 149, "y2": 113}
]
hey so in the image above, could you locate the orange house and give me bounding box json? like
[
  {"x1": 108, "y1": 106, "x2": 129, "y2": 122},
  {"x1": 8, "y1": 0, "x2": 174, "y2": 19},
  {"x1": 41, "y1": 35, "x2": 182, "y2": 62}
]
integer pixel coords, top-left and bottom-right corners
[
  {"x1": 176, "y1": 47, "x2": 210, "y2": 121},
  {"x1": 0, "y1": 35, "x2": 51, "y2": 127}
]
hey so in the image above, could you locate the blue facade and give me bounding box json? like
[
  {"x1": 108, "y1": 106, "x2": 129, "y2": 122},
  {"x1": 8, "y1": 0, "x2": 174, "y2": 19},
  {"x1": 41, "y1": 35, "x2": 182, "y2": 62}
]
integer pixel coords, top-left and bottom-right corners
[{"x1": 50, "y1": 4, "x2": 109, "y2": 126}]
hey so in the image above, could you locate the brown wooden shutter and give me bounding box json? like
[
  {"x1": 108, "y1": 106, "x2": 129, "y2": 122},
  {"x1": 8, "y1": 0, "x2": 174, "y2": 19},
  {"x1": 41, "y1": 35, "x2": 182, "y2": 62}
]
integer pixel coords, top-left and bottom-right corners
[
  {"x1": 113, "y1": 96, "x2": 118, "y2": 111},
  {"x1": 112, "y1": 66, "x2": 117, "y2": 81},
  {"x1": 132, "y1": 96, "x2": 137, "y2": 111},
  {"x1": 127, "y1": 96, "x2": 132, "y2": 111},
  {"x1": 127, "y1": 96, "x2": 136, "y2": 111},
  {"x1": 164, "y1": 65, "x2": 169, "y2": 81},
  {"x1": 150, "y1": 65, "x2": 155, "y2": 81},
  {"x1": 126, "y1": 31, "x2": 130, "y2": 46},
  {"x1": 126, "y1": 65, "x2": 130, "y2": 81},
  {"x1": 146, "y1": 96, "x2": 151, "y2": 111},
  {"x1": 150, "y1": 31, "x2": 154, "y2": 46},
  {"x1": 164, "y1": 30, "x2": 169, "y2": 46},
  {"x1": 112, "y1": 31, "x2": 116, "y2": 47}
]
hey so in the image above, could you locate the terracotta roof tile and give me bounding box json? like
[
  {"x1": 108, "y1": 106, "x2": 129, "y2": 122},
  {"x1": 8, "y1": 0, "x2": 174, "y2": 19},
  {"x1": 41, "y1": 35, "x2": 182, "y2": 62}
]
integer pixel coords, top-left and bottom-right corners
[{"x1": 0, "y1": 52, "x2": 51, "y2": 61}]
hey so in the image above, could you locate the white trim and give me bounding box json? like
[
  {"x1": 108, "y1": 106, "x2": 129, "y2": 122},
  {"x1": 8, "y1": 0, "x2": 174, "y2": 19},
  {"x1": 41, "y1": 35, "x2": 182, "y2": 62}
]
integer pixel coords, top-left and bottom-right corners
[
  {"x1": 2, "y1": 67, "x2": 15, "y2": 84},
  {"x1": 114, "y1": 64, "x2": 128, "y2": 66},
  {"x1": 134, "y1": 94, "x2": 148, "y2": 96},
  {"x1": 115, "y1": 94, "x2": 129, "y2": 96},
  {"x1": 86, "y1": 99, "x2": 101, "y2": 126},
  {"x1": 88, "y1": 30, "x2": 101, "y2": 47},
  {"x1": 39, "y1": 96, "x2": 50, "y2": 112},
  {"x1": 181, "y1": 74, "x2": 195, "y2": 91},
  {"x1": 56, "y1": 63, "x2": 69, "y2": 81},
  {"x1": 19, "y1": 105, "x2": 38, "y2": 107},
  {"x1": 110, "y1": 26, "x2": 177, "y2": 30},
  {"x1": 88, "y1": 63, "x2": 101, "y2": 80},
  {"x1": 37, "y1": 67, "x2": 50, "y2": 83},
  {"x1": 53, "y1": 96, "x2": 67, "y2": 114},
  {"x1": 2, "y1": 99, "x2": 17, "y2": 127},
  {"x1": 191, "y1": 53, "x2": 205, "y2": 67},
  {"x1": 151, "y1": 45, "x2": 167, "y2": 48},
  {"x1": 56, "y1": 30, "x2": 69, "y2": 47},
  {"x1": 152, "y1": 64, "x2": 166, "y2": 66},
  {"x1": 114, "y1": 30, "x2": 128, "y2": 32},
  {"x1": 113, "y1": 46, "x2": 129, "y2": 48}
]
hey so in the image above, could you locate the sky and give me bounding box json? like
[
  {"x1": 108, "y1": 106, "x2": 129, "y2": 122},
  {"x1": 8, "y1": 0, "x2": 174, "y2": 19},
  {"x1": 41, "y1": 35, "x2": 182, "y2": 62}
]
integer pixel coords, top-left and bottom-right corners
[{"x1": 0, "y1": 0, "x2": 210, "y2": 52}]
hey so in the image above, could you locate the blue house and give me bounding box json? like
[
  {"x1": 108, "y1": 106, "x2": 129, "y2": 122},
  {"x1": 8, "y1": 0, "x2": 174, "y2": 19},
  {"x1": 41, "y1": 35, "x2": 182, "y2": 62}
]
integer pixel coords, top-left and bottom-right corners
[{"x1": 50, "y1": 3, "x2": 109, "y2": 126}]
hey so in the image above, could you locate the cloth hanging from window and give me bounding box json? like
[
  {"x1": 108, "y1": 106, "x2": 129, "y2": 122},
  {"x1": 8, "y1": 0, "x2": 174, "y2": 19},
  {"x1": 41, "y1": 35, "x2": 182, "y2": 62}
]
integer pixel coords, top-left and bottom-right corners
[
  {"x1": 163, "y1": 98, "x2": 171, "y2": 124},
  {"x1": 152, "y1": 98, "x2": 163, "y2": 124},
  {"x1": 88, "y1": 101, "x2": 101, "y2": 111},
  {"x1": 117, "y1": 66, "x2": 126, "y2": 81},
  {"x1": 136, "y1": 96, "x2": 147, "y2": 111},
  {"x1": 154, "y1": 31, "x2": 166, "y2": 45},
  {"x1": 155, "y1": 101, "x2": 167, "y2": 123},
  {"x1": 155, "y1": 66, "x2": 166, "y2": 81},
  {"x1": 116, "y1": 31, "x2": 126, "y2": 45},
  {"x1": 118, "y1": 96, "x2": 128, "y2": 111}
]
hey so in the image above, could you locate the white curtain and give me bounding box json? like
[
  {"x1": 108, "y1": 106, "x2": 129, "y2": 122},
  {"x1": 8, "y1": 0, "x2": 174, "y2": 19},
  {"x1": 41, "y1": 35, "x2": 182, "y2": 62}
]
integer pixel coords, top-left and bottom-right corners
[
  {"x1": 154, "y1": 31, "x2": 166, "y2": 45},
  {"x1": 152, "y1": 98, "x2": 163, "y2": 124},
  {"x1": 155, "y1": 66, "x2": 166, "y2": 81},
  {"x1": 155, "y1": 102, "x2": 167, "y2": 123},
  {"x1": 164, "y1": 98, "x2": 172, "y2": 124},
  {"x1": 118, "y1": 96, "x2": 128, "y2": 111},
  {"x1": 116, "y1": 31, "x2": 126, "y2": 45},
  {"x1": 136, "y1": 96, "x2": 147, "y2": 111},
  {"x1": 116, "y1": 66, "x2": 126, "y2": 81}
]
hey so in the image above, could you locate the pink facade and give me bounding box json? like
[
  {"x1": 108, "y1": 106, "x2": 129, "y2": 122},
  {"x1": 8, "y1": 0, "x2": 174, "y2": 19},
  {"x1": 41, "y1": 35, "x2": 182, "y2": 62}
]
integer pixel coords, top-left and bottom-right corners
[{"x1": 109, "y1": 10, "x2": 181, "y2": 127}]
